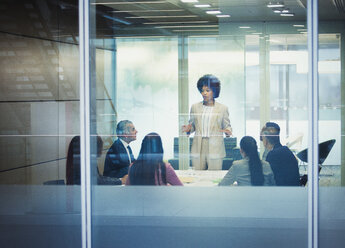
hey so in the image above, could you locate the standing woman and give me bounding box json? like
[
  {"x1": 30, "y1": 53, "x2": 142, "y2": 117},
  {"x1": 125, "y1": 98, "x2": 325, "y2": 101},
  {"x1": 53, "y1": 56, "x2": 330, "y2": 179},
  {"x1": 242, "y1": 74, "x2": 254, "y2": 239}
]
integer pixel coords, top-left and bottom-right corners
[
  {"x1": 126, "y1": 133, "x2": 183, "y2": 186},
  {"x1": 182, "y1": 74, "x2": 232, "y2": 170},
  {"x1": 219, "y1": 136, "x2": 275, "y2": 186}
]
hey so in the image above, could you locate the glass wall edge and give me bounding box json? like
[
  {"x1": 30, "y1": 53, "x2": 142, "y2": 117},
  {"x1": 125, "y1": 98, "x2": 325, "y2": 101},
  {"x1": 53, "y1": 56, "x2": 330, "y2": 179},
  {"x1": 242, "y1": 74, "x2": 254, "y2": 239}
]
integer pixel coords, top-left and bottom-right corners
[
  {"x1": 307, "y1": 0, "x2": 319, "y2": 248},
  {"x1": 79, "y1": 0, "x2": 92, "y2": 248}
]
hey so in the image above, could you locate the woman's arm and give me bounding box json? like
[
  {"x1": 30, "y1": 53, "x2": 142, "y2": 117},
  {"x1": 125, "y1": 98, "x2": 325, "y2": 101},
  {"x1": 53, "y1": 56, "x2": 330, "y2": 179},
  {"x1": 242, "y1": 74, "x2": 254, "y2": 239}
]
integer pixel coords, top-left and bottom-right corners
[
  {"x1": 165, "y1": 163, "x2": 183, "y2": 186},
  {"x1": 182, "y1": 104, "x2": 197, "y2": 135},
  {"x1": 218, "y1": 165, "x2": 236, "y2": 186},
  {"x1": 220, "y1": 106, "x2": 232, "y2": 137}
]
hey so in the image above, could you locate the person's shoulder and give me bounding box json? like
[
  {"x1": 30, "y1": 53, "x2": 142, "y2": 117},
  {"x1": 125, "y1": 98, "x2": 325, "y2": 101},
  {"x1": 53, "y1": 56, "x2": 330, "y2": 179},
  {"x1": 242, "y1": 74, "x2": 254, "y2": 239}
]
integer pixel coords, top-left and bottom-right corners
[
  {"x1": 277, "y1": 145, "x2": 295, "y2": 155},
  {"x1": 164, "y1": 162, "x2": 172, "y2": 168},
  {"x1": 261, "y1": 160, "x2": 272, "y2": 170},
  {"x1": 191, "y1": 102, "x2": 203, "y2": 108},
  {"x1": 232, "y1": 159, "x2": 247, "y2": 167},
  {"x1": 112, "y1": 139, "x2": 123, "y2": 148},
  {"x1": 108, "y1": 139, "x2": 123, "y2": 152},
  {"x1": 215, "y1": 102, "x2": 228, "y2": 109},
  {"x1": 164, "y1": 162, "x2": 176, "y2": 172}
]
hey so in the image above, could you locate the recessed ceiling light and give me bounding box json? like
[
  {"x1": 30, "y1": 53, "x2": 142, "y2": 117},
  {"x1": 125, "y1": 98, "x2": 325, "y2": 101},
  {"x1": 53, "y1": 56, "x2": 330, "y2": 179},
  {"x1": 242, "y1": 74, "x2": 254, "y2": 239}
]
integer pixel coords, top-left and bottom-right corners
[
  {"x1": 172, "y1": 29, "x2": 218, "y2": 32},
  {"x1": 267, "y1": 2, "x2": 285, "y2": 8},
  {"x1": 112, "y1": 9, "x2": 184, "y2": 13},
  {"x1": 93, "y1": 1, "x2": 167, "y2": 4},
  {"x1": 216, "y1": 14, "x2": 230, "y2": 18},
  {"x1": 273, "y1": 10, "x2": 281, "y2": 13},
  {"x1": 280, "y1": 13, "x2": 294, "y2": 16},
  {"x1": 206, "y1": 10, "x2": 221, "y2": 14},
  {"x1": 181, "y1": 0, "x2": 198, "y2": 3},
  {"x1": 293, "y1": 24, "x2": 304, "y2": 27},
  {"x1": 155, "y1": 25, "x2": 218, "y2": 28},
  {"x1": 143, "y1": 21, "x2": 209, "y2": 24},
  {"x1": 126, "y1": 15, "x2": 198, "y2": 18},
  {"x1": 194, "y1": 4, "x2": 211, "y2": 8},
  {"x1": 239, "y1": 26, "x2": 251, "y2": 29},
  {"x1": 282, "y1": 9, "x2": 290, "y2": 13}
]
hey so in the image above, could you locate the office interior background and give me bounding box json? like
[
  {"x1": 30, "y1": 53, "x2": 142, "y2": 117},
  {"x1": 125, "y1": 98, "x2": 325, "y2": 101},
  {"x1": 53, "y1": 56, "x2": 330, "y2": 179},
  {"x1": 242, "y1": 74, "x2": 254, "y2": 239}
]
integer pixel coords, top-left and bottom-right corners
[{"x1": 0, "y1": 0, "x2": 345, "y2": 247}]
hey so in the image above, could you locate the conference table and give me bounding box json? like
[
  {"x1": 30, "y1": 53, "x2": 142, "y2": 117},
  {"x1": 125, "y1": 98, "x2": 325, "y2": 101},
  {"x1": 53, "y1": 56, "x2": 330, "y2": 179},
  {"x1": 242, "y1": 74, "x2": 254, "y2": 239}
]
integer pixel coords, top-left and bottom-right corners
[{"x1": 175, "y1": 169, "x2": 228, "y2": 186}]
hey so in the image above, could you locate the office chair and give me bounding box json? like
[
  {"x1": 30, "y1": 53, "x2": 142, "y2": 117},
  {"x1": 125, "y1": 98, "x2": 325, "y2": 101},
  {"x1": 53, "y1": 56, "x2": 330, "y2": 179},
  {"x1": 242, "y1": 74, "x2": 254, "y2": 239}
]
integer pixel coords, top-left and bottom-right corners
[{"x1": 297, "y1": 139, "x2": 336, "y2": 186}]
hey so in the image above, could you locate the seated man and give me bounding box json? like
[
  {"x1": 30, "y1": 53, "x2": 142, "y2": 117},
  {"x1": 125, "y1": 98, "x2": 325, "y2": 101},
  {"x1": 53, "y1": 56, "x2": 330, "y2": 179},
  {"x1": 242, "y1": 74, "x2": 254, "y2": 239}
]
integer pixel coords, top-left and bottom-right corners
[
  {"x1": 104, "y1": 120, "x2": 137, "y2": 178},
  {"x1": 261, "y1": 122, "x2": 300, "y2": 186},
  {"x1": 260, "y1": 122, "x2": 280, "y2": 161}
]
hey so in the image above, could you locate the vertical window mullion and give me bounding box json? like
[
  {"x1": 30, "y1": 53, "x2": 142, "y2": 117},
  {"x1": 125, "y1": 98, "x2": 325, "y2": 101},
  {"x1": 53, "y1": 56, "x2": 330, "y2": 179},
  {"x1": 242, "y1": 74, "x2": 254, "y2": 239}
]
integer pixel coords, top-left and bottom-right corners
[
  {"x1": 79, "y1": 0, "x2": 92, "y2": 248},
  {"x1": 307, "y1": 0, "x2": 319, "y2": 248}
]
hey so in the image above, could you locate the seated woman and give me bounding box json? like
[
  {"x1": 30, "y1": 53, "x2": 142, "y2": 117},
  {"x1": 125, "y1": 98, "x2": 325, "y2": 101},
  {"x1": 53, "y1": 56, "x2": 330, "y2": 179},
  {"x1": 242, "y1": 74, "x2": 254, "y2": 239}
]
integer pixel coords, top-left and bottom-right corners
[
  {"x1": 219, "y1": 136, "x2": 275, "y2": 186},
  {"x1": 66, "y1": 135, "x2": 121, "y2": 185},
  {"x1": 126, "y1": 133, "x2": 183, "y2": 186}
]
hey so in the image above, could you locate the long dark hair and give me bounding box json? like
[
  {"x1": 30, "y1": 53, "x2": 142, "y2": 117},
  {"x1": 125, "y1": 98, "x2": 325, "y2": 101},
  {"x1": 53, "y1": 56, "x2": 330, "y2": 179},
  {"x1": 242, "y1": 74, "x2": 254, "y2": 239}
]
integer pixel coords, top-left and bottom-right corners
[
  {"x1": 66, "y1": 135, "x2": 103, "y2": 185},
  {"x1": 129, "y1": 133, "x2": 166, "y2": 185},
  {"x1": 240, "y1": 136, "x2": 264, "y2": 186}
]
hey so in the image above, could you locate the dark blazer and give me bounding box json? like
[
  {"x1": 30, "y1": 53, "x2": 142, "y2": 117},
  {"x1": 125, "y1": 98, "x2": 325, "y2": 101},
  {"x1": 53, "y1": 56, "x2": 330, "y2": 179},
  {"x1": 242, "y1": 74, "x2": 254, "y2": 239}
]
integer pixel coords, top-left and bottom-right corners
[
  {"x1": 266, "y1": 143, "x2": 300, "y2": 186},
  {"x1": 104, "y1": 139, "x2": 134, "y2": 178}
]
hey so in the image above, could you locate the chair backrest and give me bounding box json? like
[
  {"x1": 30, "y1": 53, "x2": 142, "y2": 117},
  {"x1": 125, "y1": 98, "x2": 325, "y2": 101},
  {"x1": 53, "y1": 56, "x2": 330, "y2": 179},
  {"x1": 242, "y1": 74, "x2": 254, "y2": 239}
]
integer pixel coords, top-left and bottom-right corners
[
  {"x1": 298, "y1": 139, "x2": 336, "y2": 186},
  {"x1": 296, "y1": 139, "x2": 336, "y2": 165}
]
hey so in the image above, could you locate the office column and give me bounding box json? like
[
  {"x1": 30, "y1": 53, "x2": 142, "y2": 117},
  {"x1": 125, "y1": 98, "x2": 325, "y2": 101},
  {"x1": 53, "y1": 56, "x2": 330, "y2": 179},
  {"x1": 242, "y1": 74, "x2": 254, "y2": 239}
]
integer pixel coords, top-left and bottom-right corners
[
  {"x1": 341, "y1": 30, "x2": 345, "y2": 186},
  {"x1": 259, "y1": 25, "x2": 270, "y2": 156},
  {"x1": 178, "y1": 36, "x2": 189, "y2": 170}
]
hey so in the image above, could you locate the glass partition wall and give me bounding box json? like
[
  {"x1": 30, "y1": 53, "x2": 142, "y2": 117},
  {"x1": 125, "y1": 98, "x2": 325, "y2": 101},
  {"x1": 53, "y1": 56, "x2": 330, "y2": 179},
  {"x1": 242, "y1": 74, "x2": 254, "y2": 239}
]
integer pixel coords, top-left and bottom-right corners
[
  {"x1": 318, "y1": 5, "x2": 345, "y2": 248},
  {"x1": 88, "y1": 1, "x2": 312, "y2": 248},
  {"x1": 0, "y1": 1, "x2": 82, "y2": 247},
  {"x1": 1, "y1": 0, "x2": 345, "y2": 248}
]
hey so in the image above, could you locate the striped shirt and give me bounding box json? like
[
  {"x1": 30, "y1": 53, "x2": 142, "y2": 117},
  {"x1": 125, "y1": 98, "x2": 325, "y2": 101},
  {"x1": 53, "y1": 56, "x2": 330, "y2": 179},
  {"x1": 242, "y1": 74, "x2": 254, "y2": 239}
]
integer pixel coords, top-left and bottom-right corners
[{"x1": 201, "y1": 105, "x2": 213, "y2": 137}]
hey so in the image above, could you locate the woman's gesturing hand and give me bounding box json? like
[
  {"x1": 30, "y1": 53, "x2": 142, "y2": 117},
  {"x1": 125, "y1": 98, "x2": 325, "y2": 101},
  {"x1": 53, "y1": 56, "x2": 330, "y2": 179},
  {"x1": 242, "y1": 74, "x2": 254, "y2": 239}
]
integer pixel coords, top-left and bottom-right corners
[
  {"x1": 182, "y1": 124, "x2": 192, "y2": 133},
  {"x1": 220, "y1": 128, "x2": 232, "y2": 137}
]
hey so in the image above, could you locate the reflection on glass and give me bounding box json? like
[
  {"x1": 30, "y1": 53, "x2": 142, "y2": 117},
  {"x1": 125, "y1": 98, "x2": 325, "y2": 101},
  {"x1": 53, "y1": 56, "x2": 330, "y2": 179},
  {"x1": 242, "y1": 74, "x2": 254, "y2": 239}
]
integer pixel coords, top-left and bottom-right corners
[{"x1": 116, "y1": 38, "x2": 179, "y2": 160}]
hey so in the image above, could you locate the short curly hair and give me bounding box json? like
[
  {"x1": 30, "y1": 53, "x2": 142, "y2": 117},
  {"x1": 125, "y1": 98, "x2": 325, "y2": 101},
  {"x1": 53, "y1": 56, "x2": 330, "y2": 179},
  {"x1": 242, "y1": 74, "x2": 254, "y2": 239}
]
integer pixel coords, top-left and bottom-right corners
[{"x1": 197, "y1": 74, "x2": 221, "y2": 98}]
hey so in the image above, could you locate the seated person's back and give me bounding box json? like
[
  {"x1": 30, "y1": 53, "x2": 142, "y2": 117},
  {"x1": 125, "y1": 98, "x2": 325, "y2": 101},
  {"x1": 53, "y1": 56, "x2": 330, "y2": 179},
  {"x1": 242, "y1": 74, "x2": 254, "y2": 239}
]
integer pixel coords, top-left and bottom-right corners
[
  {"x1": 219, "y1": 158, "x2": 275, "y2": 186},
  {"x1": 219, "y1": 136, "x2": 275, "y2": 186},
  {"x1": 126, "y1": 132, "x2": 183, "y2": 186},
  {"x1": 261, "y1": 122, "x2": 300, "y2": 186},
  {"x1": 266, "y1": 144, "x2": 300, "y2": 186}
]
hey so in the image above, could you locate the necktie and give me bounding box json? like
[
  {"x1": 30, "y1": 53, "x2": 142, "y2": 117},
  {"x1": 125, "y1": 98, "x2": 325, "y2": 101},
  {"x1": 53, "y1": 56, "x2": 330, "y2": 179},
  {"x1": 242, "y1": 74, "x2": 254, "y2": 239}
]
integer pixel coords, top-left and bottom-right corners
[{"x1": 127, "y1": 145, "x2": 134, "y2": 162}]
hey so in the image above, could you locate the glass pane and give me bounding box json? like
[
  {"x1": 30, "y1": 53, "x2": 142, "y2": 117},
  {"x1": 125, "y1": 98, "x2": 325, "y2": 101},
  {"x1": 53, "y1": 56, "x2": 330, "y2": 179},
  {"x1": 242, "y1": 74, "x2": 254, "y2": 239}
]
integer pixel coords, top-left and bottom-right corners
[
  {"x1": 318, "y1": 1, "x2": 345, "y2": 245},
  {"x1": 0, "y1": 1, "x2": 81, "y2": 248},
  {"x1": 90, "y1": 1, "x2": 308, "y2": 247}
]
